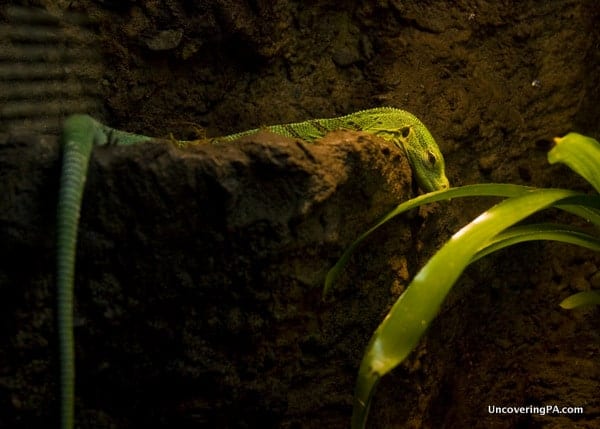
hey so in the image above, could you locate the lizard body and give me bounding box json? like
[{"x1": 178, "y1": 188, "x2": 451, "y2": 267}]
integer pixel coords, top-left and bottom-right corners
[
  {"x1": 56, "y1": 108, "x2": 449, "y2": 429},
  {"x1": 219, "y1": 107, "x2": 449, "y2": 192}
]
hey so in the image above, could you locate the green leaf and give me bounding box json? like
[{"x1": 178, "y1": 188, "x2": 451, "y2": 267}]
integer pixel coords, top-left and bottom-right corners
[
  {"x1": 324, "y1": 184, "x2": 535, "y2": 296},
  {"x1": 548, "y1": 133, "x2": 600, "y2": 193},
  {"x1": 472, "y1": 223, "x2": 600, "y2": 262},
  {"x1": 559, "y1": 290, "x2": 600, "y2": 309},
  {"x1": 554, "y1": 197, "x2": 600, "y2": 228},
  {"x1": 324, "y1": 185, "x2": 600, "y2": 297},
  {"x1": 351, "y1": 189, "x2": 583, "y2": 429}
]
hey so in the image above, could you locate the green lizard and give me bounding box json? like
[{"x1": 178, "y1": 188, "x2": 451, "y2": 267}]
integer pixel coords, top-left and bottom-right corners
[{"x1": 56, "y1": 107, "x2": 449, "y2": 429}]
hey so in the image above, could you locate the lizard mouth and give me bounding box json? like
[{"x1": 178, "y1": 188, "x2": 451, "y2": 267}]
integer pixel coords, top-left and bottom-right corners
[
  {"x1": 439, "y1": 177, "x2": 450, "y2": 189},
  {"x1": 420, "y1": 175, "x2": 450, "y2": 192}
]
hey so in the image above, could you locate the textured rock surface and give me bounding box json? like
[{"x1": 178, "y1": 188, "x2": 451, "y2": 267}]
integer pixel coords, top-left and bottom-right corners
[{"x1": 0, "y1": 130, "x2": 417, "y2": 428}]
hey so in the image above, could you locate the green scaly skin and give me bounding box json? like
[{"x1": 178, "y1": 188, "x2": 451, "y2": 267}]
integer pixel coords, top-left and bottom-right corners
[
  {"x1": 56, "y1": 107, "x2": 449, "y2": 429},
  {"x1": 219, "y1": 107, "x2": 449, "y2": 191},
  {"x1": 56, "y1": 115, "x2": 150, "y2": 429}
]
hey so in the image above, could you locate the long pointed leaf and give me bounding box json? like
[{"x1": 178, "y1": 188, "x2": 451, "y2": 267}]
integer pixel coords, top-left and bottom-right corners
[
  {"x1": 560, "y1": 290, "x2": 600, "y2": 309},
  {"x1": 351, "y1": 189, "x2": 582, "y2": 429},
  {"x1": 472, "y1": 223, "x2": 600, "y2": 262},
  {"x1": 325, "y1": 188, "x2": 600, "y2": 297},
  {"x1": 324, "y1": 184, "x2": 535, "y2": 296},
  {"x1": 554, "y1": 195, "x2": 600, "y2": 227}
]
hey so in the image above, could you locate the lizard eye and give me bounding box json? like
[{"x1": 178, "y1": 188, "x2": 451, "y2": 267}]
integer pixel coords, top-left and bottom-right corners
[
  {"x1": 400, "y1": 126, "x2": 411, "y2": 138},
  {"x1": 426, "y1": 150, "x2": 437, "y2": 166}
]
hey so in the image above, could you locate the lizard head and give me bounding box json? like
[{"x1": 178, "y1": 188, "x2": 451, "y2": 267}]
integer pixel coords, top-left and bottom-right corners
[
  {"x1": 359, "y1": 108, "x2": 450, "y2": 192},
  {"x1": 393, "y1": 124, "x2": 450, "y2": 192}
]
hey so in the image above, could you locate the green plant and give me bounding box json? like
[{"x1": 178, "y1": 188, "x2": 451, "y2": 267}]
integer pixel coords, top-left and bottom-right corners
[{"x1": 325, "y1": 133, "x2": 600, "y2": 429}]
